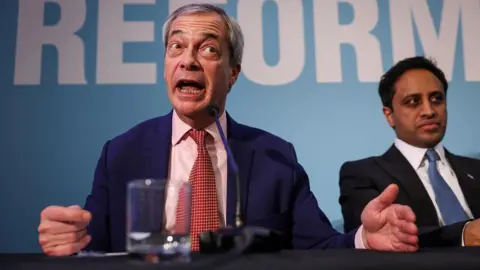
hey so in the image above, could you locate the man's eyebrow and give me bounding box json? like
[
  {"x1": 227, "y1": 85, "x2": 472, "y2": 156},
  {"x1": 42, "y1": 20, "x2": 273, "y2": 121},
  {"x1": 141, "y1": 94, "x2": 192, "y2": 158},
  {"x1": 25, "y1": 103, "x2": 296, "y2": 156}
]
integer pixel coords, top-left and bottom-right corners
[
  {"x1": 200, "y1": 32, "x2": 219, "y2": 40},
  {"x1": 169, "y1": 29, "x2": 184, "y2": 38},
  {"x1": 169, "y1": 30, "x2": 219, "y2": 41},
  {"x1": 402, "y1": 93, "x2": 421, "y2": 100}
]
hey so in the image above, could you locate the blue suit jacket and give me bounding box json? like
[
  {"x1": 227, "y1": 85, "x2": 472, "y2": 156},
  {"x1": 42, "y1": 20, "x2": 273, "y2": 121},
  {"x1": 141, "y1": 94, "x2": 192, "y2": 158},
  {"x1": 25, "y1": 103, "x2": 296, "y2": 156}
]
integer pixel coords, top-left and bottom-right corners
[{"x1": 83, "y1": 112, "x2": 356, "y2": 251}]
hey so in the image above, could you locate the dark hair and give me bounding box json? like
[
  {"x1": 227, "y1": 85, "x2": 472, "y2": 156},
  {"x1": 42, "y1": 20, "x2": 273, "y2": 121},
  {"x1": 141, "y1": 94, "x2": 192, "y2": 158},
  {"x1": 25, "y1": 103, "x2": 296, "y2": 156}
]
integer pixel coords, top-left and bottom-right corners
[{"x1": 378, "y1": 56, "x2": 448, "y2": 109}]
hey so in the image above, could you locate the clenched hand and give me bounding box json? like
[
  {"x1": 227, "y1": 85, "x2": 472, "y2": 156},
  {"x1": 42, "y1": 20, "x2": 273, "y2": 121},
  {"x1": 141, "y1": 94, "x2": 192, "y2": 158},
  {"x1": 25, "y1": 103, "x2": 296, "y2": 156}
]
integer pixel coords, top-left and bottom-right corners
[{"x1": 38, "y1": 205, "x2": 92, "y2": 256}]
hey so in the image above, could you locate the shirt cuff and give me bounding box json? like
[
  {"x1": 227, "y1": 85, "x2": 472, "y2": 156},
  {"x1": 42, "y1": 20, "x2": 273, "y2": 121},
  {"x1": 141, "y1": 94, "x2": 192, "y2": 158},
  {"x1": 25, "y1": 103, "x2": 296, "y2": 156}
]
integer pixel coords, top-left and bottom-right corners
[
  {"x1": 354, "y1": 225, "x2": 367, "y2": 249},
  {"x1": 461, "y1": 221, "x2": 471, "y2": 246}
]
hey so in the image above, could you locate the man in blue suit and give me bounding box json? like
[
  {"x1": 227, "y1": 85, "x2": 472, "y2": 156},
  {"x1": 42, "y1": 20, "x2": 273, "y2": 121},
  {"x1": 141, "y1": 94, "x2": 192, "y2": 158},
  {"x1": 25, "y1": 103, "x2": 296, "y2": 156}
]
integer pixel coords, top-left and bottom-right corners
[{"x1": 37, "y1": 3, "x2": 418, "y2": 256}]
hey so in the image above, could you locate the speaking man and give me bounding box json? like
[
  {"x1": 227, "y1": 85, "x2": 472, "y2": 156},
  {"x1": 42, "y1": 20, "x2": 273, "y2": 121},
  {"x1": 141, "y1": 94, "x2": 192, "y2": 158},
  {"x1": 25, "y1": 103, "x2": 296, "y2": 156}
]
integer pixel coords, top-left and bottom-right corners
[{"x1": 38, "y1": 4, "x2": 419, "y2": 256}]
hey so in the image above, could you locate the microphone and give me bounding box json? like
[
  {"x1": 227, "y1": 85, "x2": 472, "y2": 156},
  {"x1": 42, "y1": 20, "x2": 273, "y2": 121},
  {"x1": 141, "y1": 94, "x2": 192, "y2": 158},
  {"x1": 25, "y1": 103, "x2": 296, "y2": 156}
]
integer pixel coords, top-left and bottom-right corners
[{"x1": 197, "y1": 104, "x2": 283, "y2": 254}]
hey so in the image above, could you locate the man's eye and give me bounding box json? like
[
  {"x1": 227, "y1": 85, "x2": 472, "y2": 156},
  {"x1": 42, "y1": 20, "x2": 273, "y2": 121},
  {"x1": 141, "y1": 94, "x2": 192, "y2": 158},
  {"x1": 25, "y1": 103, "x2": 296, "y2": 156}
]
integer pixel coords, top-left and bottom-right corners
[
  {"x1": 406, "y1": 98, "x2": 419, "y2": 106},
  {"x1": 203, "y1": 46, "x2": 217, "y2": 54},
  {"x1": 170, "y1": 43, "x2": 181, "y2": 49},
  {"x1": 431, "y1": 95, "x2": 444, "y2": 103}
]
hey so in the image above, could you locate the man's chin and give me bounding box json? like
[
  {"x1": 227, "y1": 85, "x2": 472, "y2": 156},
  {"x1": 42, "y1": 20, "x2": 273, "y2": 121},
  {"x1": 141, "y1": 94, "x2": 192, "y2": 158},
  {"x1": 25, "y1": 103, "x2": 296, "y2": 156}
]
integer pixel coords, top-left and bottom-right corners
[
  {"x1": 418, "y1": 135, "x2": 443, "y2": 148},
  {"x1": 173, "y1": 103, "x2": 208, "y2": 117}
]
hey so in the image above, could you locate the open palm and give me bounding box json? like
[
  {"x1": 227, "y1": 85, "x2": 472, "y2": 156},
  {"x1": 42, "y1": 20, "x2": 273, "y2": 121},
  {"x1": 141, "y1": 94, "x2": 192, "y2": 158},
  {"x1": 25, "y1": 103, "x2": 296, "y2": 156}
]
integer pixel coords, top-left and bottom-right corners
[{"x1": 361, "y1": 184, "x2": 419, "y2": 252}]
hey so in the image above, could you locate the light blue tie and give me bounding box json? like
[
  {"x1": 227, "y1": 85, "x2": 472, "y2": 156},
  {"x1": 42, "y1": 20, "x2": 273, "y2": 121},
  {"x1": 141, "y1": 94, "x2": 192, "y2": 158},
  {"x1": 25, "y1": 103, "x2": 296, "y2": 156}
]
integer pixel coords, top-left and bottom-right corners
[{"x1": 425, "y1": 149, "x2": 469, "y2": 225}]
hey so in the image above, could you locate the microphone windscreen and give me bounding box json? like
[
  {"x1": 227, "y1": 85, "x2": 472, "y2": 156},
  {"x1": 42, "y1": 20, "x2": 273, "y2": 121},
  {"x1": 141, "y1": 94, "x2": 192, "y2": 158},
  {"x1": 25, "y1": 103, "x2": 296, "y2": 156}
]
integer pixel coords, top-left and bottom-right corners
[{"x1": 206, "y1": 104, "x2": 220, "y2": 117}]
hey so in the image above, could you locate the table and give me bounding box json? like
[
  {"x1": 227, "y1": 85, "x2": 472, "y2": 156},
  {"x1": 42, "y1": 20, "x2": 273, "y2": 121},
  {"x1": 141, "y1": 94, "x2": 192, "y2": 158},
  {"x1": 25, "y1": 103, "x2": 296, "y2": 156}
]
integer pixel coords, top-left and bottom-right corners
[{"x1": 2, "y1": 247, "x2": 480, "y2": 270}]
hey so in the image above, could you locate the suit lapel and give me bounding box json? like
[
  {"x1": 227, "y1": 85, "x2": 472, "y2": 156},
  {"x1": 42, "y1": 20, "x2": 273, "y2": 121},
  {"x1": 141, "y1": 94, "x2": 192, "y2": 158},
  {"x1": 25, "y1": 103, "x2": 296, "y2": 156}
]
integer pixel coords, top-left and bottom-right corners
[
  {"x1": 146, "y1": 111, "x2": 172, "y2": 180},
  {"x1": 225, "y1": 114, "x2": 254, "y2": 227},
  {"x1": 376, "y1": 145, "x2": 438, "y2": 223},
  {"x1": 446, "y1": 151, "x2": 480, "y2": 218}
]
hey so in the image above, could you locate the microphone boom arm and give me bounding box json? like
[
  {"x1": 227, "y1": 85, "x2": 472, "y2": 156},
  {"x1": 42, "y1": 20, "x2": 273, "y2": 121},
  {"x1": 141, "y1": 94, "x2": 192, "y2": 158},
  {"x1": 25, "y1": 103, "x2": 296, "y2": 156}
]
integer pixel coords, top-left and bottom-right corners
[
  {"x1": 209, "y1": 104, "x2": 243, "y2": 228},
  {"x1": 201, "y1": 104, "x2": 283, "y2": 254}
]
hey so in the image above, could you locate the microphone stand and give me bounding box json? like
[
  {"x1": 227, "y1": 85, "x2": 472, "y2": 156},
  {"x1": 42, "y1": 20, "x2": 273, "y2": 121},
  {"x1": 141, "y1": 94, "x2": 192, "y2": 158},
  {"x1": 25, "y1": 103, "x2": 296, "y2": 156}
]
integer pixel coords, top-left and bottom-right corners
[{"x1": 198, "y1": 105, "x2": 283, "y2": 254}]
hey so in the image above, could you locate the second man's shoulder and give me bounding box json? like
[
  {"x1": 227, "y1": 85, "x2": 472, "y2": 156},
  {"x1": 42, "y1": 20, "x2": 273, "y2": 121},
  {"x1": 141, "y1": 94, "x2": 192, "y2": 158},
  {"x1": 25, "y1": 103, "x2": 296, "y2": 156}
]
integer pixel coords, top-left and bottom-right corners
[
  {"x1": 340, "y1": 155, "x2": 382, "y2": 174},
  {"x1": 447, "y1": 151, "x2": 480, "y2": 171}
]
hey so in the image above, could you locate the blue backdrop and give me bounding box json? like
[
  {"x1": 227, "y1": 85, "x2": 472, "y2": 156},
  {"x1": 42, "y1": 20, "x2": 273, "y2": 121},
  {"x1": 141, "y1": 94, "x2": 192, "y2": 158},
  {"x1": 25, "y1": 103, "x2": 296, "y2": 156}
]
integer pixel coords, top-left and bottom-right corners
[{"x1": 1, "y1": 0, "x2": 479, "y2": 253}]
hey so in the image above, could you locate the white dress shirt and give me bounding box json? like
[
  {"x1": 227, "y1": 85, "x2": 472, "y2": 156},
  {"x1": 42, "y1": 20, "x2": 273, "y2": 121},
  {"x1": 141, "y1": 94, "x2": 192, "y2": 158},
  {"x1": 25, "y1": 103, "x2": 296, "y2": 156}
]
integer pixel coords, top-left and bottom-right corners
[
  {"x1": 394, "y1": 138, "x2": 473, "y2": 244},
  {"x1": 165, "y1": 110, "x2": 366, "y2": 248}
]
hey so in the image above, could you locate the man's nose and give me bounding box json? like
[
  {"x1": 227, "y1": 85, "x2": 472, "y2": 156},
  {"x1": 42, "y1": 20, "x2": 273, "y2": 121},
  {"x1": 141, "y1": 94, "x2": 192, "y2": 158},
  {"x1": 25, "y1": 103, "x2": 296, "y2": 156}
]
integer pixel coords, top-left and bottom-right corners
[
  {"x1": 420, "y1": 102, "x2": 436, "y2": 118},
  {"x1": 179, "y1": 48, "x2": 200, "y2": 71}
]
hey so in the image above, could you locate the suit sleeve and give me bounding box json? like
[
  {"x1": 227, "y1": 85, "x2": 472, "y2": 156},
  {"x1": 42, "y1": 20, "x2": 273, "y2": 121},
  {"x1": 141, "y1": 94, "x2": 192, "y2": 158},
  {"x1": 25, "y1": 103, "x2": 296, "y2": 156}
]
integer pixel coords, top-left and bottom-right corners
[
  {"x1": 289, "y1": 144, "x2": 356, "y2": 249},
  {"x1": 83, "y1": 141, "x2": 112, "y2": 252},
  {"x1": 339, "y1": 161, "x2": 381, "y2": 233},
  {"x1": 339, "y1": 161, "x2": 469, "y2": 247},
  {"x1": 417, "y1": 222, "x2": 468, "y2": 247}
]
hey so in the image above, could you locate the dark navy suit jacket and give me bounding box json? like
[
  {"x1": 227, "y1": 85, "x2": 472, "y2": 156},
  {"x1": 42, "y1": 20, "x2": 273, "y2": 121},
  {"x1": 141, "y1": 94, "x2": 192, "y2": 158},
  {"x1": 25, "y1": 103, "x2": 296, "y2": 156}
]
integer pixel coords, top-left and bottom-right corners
[
  {"x1": 83, "y1": 111, "x2": 356, "y2": 251},
  {"x1": 340, "y1": 145, "x2": 480, "y2": 247}
]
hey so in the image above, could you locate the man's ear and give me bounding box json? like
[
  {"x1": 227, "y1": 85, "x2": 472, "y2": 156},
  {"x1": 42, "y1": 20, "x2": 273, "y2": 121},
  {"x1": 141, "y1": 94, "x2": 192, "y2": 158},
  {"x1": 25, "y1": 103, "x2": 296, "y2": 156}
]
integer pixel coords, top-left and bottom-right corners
[
  {"x1": 228, "y1": 64, "x2": 241, "y2": 92},
  {"x1": 383, "y1": 106, "x2": 395, "y2": 128}
]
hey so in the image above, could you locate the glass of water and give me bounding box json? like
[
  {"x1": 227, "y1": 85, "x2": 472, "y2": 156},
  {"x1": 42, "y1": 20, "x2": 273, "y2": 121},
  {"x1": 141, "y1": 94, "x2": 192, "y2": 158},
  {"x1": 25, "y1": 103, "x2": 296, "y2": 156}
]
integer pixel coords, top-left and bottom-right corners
[{"x1": 126, "y1": 179, "x2": 191, "y2": 262}]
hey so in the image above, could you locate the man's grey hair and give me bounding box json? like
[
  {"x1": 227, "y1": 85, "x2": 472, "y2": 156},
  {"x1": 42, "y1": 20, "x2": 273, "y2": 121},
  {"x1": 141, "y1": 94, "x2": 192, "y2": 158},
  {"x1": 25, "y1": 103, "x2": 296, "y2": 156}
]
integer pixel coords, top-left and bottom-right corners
[{"x1": 162, "y1": 3, "x2": 244, "y2": 67}]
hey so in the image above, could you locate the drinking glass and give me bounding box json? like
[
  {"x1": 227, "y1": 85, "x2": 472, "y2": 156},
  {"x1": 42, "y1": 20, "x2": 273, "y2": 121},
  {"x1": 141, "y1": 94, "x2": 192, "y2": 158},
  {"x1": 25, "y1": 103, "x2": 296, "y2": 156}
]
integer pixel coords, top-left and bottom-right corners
[{"x1": 126, "y1": 179, "x2": 191, "y2": 262}]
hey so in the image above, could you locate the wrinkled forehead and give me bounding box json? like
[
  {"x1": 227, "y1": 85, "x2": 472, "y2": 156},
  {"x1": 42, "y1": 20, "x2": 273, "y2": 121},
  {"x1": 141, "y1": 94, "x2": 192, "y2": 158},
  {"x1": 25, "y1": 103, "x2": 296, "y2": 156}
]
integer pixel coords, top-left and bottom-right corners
[{"x1": 167, "y1": 12, "x2": 227, "y2": 43}]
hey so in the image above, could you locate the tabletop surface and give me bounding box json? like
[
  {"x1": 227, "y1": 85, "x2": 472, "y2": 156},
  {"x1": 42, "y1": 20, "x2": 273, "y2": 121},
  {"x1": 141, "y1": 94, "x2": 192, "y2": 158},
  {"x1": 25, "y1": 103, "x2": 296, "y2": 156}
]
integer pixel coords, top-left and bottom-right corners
[{"x1": 2, "y1": 247, "x2": 480, "y2": 270}]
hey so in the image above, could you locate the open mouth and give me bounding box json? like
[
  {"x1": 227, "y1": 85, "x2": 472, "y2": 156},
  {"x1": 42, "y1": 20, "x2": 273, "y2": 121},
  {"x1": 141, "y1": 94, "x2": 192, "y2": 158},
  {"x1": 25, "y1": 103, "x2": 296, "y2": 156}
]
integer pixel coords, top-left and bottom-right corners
[{"x1": 176, "y1": 79, "x2": 205, "y2": 95}]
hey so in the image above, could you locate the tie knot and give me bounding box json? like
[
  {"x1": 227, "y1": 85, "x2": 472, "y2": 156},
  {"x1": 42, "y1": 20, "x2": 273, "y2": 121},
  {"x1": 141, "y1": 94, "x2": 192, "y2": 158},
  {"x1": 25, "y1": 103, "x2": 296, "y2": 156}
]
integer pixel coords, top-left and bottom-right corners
[
  {"x1": 425, "y1": 149, "x2": 439, "y2": 162},
  {"x1": 188, "y1": 129, "x2": 209, "y2": 146}
]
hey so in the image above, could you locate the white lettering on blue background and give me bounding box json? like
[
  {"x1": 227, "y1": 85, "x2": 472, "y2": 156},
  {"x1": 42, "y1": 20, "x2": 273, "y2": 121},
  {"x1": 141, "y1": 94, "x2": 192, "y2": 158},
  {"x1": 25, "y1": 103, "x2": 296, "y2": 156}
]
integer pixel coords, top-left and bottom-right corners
[
  {"x1": 313, "y1": 0, "x2": 382, "y2": 83},
  {"x1": 14, "y1": 0, "x2": 87, "y2": 85},
  {"x1": 239, "y1": 0, "x2": 306, "y2": 86},
  {"x1": 97, "y1": 0, "x2": 156, "y2": 84},
  {"x1": 168, "y1": 0, "x2": 227, "y2": 14},
  {"x1": 390, "y1": 0, "x2": 480, "y2": 82},
  {"x1": 12, "y1": 0, "x2": 480, "y2": 85}
]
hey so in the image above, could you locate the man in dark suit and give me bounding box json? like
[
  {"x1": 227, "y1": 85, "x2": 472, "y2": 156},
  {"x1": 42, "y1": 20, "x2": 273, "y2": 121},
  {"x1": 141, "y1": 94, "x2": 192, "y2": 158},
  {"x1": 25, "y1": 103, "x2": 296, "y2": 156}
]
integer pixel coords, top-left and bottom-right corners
[
  {"x1": 339, "y1": 56, "x2": 480, "y2": 247},
  {"x1": 37, "y1": 4, "x2": 419, "y2": 256}
]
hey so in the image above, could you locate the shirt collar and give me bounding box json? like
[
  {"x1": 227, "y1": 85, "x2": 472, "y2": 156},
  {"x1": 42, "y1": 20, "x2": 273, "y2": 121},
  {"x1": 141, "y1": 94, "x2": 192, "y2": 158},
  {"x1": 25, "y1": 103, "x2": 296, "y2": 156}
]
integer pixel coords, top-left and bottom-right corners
[
  {"x1": 394, "y1": 138, "x2": 446, "y2": 169},
  {"x1": 171, "y1": 109, "x2": 228, "y2": 145}
]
